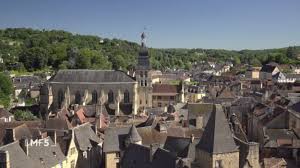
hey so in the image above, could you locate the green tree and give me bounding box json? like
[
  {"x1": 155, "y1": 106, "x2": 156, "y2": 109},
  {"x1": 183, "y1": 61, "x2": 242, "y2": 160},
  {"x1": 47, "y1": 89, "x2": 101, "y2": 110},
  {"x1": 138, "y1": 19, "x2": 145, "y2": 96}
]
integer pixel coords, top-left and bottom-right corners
[
  {"x1": 0, "y1": 73, "x2": 13, "y2": 108},
  {"x1": 19, "y1": 47, "x2": 48, "y2": 71},
  {"x1": 14, "y1": 110, "x2": 36, "y2": 121},
  {"x1": 287, "y1": 46, "x2": 297, "y2": 59}
]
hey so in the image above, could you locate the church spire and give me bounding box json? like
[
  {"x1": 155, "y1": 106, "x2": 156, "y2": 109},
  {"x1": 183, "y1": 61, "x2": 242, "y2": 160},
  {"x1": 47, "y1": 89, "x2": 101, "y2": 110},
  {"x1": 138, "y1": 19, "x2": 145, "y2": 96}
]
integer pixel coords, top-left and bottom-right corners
[
  {"x1": 141, "y1": 31, "x2": 146, "y2": 47},
  {"x1": 137, "y1": 31, "x2": 150, "y2": 70}
]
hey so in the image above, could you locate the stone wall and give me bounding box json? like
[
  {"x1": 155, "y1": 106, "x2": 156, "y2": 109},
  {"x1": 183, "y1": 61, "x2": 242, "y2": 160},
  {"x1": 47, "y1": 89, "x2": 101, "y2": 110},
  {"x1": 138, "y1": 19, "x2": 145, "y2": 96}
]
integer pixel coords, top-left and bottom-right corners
[
  {"x1": 212, "y1": 151, "x2": 239, "y2": 168},
  {"x1": 194, "y1": 149, "x2": 239, "y2": 168},
  {"x1": 105, "y1": 152, "x2": 119, "y2": 168}
]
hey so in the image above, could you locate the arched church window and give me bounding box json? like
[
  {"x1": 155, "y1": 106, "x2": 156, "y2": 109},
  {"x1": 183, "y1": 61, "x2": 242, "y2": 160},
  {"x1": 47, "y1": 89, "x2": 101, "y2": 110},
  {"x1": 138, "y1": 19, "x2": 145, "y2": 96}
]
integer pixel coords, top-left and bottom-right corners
[
  {"x1": 108, "y1": 90, "x2": 114, "y2": 103},
  {"x1": 58, "y1": 89, "x2": 64, "y2": 108},
  {"x1": 75, "y1": 91, "x2": 81, "y2": 104},
  {"x1": 92, "y1": 90, "x2": 98, "y2": 104},
  {"x1": 124, "y1": 90, "x2": 130, "y2": 103}
]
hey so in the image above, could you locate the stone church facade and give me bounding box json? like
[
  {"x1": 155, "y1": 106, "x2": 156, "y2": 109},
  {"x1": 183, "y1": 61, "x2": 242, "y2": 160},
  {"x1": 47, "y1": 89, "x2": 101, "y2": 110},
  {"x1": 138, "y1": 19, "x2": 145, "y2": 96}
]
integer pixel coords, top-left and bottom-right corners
[
  {"x1": 40, "y1": 32, "x2": 153, "y2": 118},
  {"x1": 40, "y1": 70, "x2": 138, "y2": 118}
]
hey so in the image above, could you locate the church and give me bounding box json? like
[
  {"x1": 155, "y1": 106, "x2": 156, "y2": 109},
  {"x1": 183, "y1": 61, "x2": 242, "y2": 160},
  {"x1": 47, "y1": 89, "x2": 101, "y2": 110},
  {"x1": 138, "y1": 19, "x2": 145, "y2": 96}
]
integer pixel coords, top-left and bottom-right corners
[{"x1": 40, "y1": 32, "x2": 153, "y2": 119}]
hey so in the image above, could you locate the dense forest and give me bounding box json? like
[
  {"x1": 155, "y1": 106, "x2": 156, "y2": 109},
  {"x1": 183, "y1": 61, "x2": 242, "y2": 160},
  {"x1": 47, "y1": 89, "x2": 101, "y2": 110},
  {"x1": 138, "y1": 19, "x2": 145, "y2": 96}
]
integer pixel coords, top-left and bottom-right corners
[{"x1": 0, "y1": 28, "x2": 299, "y2": 73}]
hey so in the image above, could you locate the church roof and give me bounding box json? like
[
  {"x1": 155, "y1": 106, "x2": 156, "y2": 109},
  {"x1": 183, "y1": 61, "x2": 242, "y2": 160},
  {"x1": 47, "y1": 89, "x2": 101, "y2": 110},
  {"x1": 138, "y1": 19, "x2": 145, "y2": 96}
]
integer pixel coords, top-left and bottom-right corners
[
  {"x1": 49, "y1": 70, "x2": 135, "y2": 83},
  {"x1": 196, "y1": 104, "x2": 238, "y2": 154}
]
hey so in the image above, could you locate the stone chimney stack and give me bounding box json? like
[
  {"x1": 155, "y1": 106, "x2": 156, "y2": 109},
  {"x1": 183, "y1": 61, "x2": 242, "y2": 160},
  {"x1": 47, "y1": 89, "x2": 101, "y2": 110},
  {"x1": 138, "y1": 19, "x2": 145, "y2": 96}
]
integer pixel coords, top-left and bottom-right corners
[
  {"x1": 190, "y1": 134, "x2": 195, "y2": 143},
  {"x1": 0, "y1": 150, "x2": 10, "y2": 168},
  {"x1": 247, "y1": 142, "x2": 260, "y2": 168}
]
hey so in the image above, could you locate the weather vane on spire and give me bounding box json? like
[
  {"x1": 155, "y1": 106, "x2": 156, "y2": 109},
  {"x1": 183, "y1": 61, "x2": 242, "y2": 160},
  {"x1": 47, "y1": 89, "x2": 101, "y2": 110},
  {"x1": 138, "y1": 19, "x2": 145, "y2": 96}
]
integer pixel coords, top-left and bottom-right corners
[{"x1": 141, "y1": 26, "x2": 147, "y2": 47}]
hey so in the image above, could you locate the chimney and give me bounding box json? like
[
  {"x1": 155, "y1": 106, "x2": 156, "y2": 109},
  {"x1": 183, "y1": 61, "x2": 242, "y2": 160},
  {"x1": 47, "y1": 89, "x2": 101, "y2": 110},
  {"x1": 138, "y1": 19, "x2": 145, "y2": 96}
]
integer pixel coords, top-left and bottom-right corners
[
  {"x1": 19, "y1": 138, "x2": 29, "y2": 156},
  {"x1": 190, "y1": 134, "x2": 195, "y2": 143},
  {"x1": 91, "y1": 124, "x2": 98, "y2": 135},
  {"x1": 0, "y1": 150, "x2": 10, "y2": 168},
  {"x1": 48, "y1": 130, "x2": 57, "y2": 145}
]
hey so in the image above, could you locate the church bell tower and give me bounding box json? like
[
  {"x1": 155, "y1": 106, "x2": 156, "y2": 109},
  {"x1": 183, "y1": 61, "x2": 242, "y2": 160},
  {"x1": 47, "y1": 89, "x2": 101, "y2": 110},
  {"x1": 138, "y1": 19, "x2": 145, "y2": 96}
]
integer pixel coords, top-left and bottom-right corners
[{"x1": 136, "y1": 32, "x2": 152, "y2": 111}]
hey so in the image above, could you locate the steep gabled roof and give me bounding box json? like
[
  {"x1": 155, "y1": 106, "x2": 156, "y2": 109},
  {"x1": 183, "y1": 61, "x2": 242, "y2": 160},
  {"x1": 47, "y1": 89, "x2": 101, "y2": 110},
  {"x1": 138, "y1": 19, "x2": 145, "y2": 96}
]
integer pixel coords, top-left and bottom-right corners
[
  {"x1": 121, "y1": 143, "x2": 151, "y2": 168},
  {"x1": 126, "y1": 124, "x2": 142, "y2": 143},
  {"x1": 49, "y1": 70, "x2": 135, "y2": 83},
  {"x1": 28, "y1": 137, "x2": 66, "y2": 168},
  {"x1": 152, "y1": 148, "x2": 177, "y2": 168},
  {"x1": 73, "y1": 123, "x2": 102, "y2": 151},
  {"x1": 196, "y1": 104, "x2": 238, "y2": 154},
  {"x1": 0, "y1": 141, "x2": 41, "y2": 168}
]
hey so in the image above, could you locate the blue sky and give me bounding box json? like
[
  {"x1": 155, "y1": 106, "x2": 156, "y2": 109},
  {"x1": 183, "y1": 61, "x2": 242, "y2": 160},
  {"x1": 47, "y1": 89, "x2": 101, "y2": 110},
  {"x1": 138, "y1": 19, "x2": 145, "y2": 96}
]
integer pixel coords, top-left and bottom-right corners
[{"x1": 0, "y1": 0, "x2": 299, "y2": 50}]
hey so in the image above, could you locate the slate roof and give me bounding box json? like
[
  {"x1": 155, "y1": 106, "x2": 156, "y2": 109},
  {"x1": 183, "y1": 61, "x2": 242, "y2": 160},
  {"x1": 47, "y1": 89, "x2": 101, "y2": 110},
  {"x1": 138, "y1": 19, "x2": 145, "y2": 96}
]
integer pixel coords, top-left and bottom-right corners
[
  {"x1": 49, "y1": 70, "x2": 135, "y2": 83},
  {"x1": 12, "y1": 76, "x2": 42, "y2": 89},
  {"x1": 196, "y1": 104, "x2": 238, "y2": 154},
  {"x1": 0, "y1": 141, "x2": 41, "y2": 168},
  {"x1": 28, "y1": 137, "x2": 66, "y2": 168},
  {"x1": 264, "y1": 129, "x2": 298, "y2": 148},
  {"x1": 0, "y1": 121, "x2": 44, "y2": 145},
  {"x1": 0, "y1": 108, "x2": 13, "y2": 118},
  {"x1": 121, "y1": 143, "x2": 152, "y2": 168},
  {"x1": 152, "y1": 84, "x2": 180, "y2": 94},
  {"x1": 260, "y1": 64, "x2": 277, "y2": 73},
  {"x1": 103, "y1": 126, "x2": 131, "y2": 152},
  {"x1": 126, "y1": 124, "x2": 142, "y2": 143},
  {"x1": 152, "y1": 148, "x2": 177, "y2": 168},
  {"x1": 289, "y1": 101, "x2": 300, "y2": 113},
  {"x1": 137, "y1": 114, "x2": 157, "y2": 128},
  {"x1": 73, "y1": 123, "x2": 102, "y2": 151},
  {"x1": 163, "y1": 136, "x2": 199, "y2": 158}
]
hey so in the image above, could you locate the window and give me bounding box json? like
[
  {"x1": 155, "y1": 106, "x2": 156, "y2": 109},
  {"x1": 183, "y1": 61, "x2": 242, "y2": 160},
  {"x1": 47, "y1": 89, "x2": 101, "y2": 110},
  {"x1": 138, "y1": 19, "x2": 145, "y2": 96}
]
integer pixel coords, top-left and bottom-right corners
[
  {"x1": 70, "y1": 160, "x2": 75, "y2": 168},
  {"x1": 144, "y1": 71, "x2": 148, "y2": 78},
  {"x1": 158, "y1": 102, "x2": 162, "y2": 107},
  {"x1": 140, "y1": 99, "x2": 142, "y2": 105},
  {"x1": 124, "y1": 90, "x2": 130, "y2": 103},
  {"x1": 140, "y1": 72, "x2": 143, "y2": 78},
  {"x1": 158, "y1": 96, "x2": 162, "y2": 100},
  {"x1": 146, "y1": 100, "x2": 148, "y2": 104},
  {"x1": 92, "y1": 90, "x2": 98, "y2": 104},
  {"x1": 170, "y1": 96, "x2": 175, "y2": 100},
  {"x1": 145, "y1": 80, "x2": 147, "y2": 87},
  {"x1": 116, "y1": 152, "x2": 120, "y2": 158},
  {"x1": 215, "y1": 160, "x2": 223, "y2": 168},
  {"x1": 58, "y1": 89, "x2": 64, "y2": 108},
  {"x1": 141, "y1": 80, "x2": 144, "y2": 86},
  {"x1": 108, "y1": 90, "x2": 114, "y2": 103},
  {"x1": 70, "y1": 147, "x2": 76, "y2": 155},
  {"x1": 75, "y1": 91, "x2": 81, "y2": 104}
]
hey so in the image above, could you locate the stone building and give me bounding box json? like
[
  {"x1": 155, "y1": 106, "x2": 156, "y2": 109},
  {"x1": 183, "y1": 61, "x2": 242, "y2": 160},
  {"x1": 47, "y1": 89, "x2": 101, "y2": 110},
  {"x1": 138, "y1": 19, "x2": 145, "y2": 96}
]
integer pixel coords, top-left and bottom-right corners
[
  {"x1": 193, "y1": 104, "x2": 240, "y2": 168},
  {"x1": 40, "y1": 69, "x2": 138, "y2": 119},
  {"x1": 136, "y1": 32, "x2": 153, "y2": 111}
]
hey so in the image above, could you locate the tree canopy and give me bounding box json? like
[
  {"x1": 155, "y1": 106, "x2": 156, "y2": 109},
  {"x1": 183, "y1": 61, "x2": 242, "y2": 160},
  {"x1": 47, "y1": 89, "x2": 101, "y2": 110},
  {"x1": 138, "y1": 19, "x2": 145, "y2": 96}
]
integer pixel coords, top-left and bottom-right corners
[
  {"x1": 0, "y1": 72, "x2": 13, "y2": 108},
  {"x1": 0, "y1": 28, "x2": 300, "y2": 73}
]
